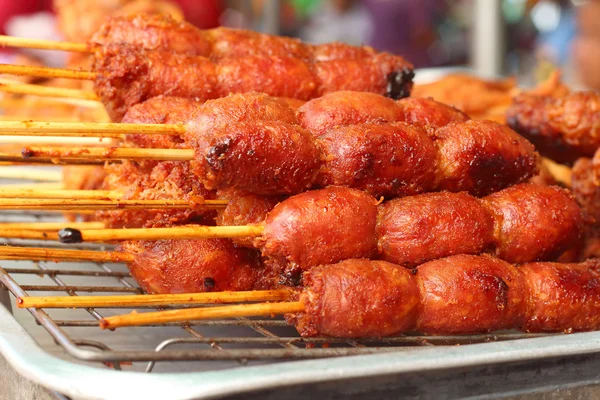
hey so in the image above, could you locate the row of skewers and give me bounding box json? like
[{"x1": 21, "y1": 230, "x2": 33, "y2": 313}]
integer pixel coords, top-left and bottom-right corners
[{"x1": 0, "y1": 11, "x2": 599, "y2": 340}]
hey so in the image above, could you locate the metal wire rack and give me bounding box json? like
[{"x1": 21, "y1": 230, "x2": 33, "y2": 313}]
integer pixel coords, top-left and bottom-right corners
[{"x1": 0, "y1": 211, "x2": 556, "y2": 375}]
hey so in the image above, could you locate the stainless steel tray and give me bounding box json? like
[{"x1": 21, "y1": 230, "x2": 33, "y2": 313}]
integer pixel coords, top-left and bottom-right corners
[{"x1": 4, "y1": 296, "x2": 600, "y2": 400}]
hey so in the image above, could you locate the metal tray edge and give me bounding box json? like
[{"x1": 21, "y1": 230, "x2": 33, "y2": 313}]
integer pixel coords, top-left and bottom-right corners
[{"x1": 3, "y1": 304, "x2": 600, "y2": 400}]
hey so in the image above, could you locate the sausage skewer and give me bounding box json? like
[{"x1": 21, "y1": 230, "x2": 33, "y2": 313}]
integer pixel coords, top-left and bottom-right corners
[
  {"x1": 3, "y1": 184, "x2": 579, "y2": 272},
  {"x1": 0, "y1": 40, "x2": 414, "y2": 122},
  {"x1": 98, "y1": 254, "x2": 600, "y2": 336},
  {"x1": 0, "y1": 238, "x2": 275, "y2": 294},
  {"x1": 506, "y1": 91, "x2": 600, "y2": 163},
  {"x1": 0, "y1": 118, "x2": 537, "y2": 197}
]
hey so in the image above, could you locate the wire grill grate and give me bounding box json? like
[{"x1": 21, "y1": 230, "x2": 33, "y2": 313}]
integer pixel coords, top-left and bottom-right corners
[{"x1": 0, "y1": 211, "x2": 555, "y2": 373}]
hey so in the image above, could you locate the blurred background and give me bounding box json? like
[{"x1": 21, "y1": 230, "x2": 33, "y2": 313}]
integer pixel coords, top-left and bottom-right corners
[{"x1": 0, "y1": 0, "x2": 597, "y2": 89}]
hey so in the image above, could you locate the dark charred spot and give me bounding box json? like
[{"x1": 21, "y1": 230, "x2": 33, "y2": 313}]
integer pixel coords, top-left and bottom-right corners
[
  {"x1": 386, "y1": 68, "x2": 415, "y2": 100},
  {"x1": 21, "y1": 148, "x2": 35, "y2": 158},
  {"x1": 411, "y1": 268, "x2": 418, "y2": 275},
  {"x1": 494, "y1": 278, "x2": 510, "y2": 309},
  {"x1": 58, "y1": 228, "x2": 83, "y2": 244},
  {"x1": 470, "y1": 269, "x2": 510, "y2": 310},
  {"x1": 203, "y1": 277, "x2": 215, "y2": 290},
  {"x1": 205, "y1": 138, "x2": 233, "y2": 171},
  {"x1": 280, "y1": 267, "x2": 303, "y2": 287},
  {"x1": 468, "y1": 151, "x2": 536, "y2": 196},
  {"x1": 390, "y1": 178, "x2": 402, "y2": 190},
  {"x1": 356, "y1": 153, "x2": 375, "y2": 179}
]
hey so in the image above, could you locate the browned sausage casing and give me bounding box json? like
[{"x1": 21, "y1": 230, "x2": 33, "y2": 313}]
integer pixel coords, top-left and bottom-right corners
[
  {"x1": 395, "y1": 97, "x2": 469, "y2": 127},
  {"x1": 258, "y1": 186, "x2": 379, "y2": 272},
  {"x1": 90, "y1": 13, "x2": 212, "y2": 56},
  {"x1": 94, "y1": 44, "x2": 217, "y2": 122},
  {"x1": 521, "y1": 261, "x2": 600, "y2": 332},
  {"x1": 483, "y1": 183, "x2": 582, "y2": 263},
  {"x1": 119, "y1": 239, "x2": 270, "y2": 294},
  {"x1": 186, "y1": 121, "x2": 322, "y2": 195},
  {"x1": 291, "y1": 259, "x2": 419, "y2": 338},
  {"x1": 377, "y1": 192, "x2": 494, "y2": 267},
  {"x1": 188, "y1": 92, "x2": 298, "y2": 132},
  {"x1": 433, "y1": 120, "x2": 538, "y2": 196},
  {"x1": 377, "y1": 184, "x2": 581, "y2": 266},
  {"x1": 297, "y1": 91, "x2": 403, "y2": 137},
  {"x1": 415, "y1": 254, "x2": 528, "y2": 334},
  {"x1": 315, "y1": 123, "x2": 437, "y2": 197},
  {"x1": 297, "y1": 91, "x2": 466, "y2": 137},
  {"x1": 506, "y1": 92, "x2": 600, "y2": 163}
]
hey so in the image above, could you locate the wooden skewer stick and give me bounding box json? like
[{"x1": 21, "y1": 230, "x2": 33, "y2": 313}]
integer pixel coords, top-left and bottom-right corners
[
  {"x1": 0, "y1": 147, "x2": 192, "y2": 163},
  {"x1": 3, "y1": 210, "x2": 96, "y2": 216},
  {"x1": 0, "y1": 221, "x2": 104, "y2": 230},
  {"x1": 0, "y1": 246, "x2": 132, "y2": 263},
  {"x1": 0, "y1": 168, "x2": 62, "y2": 181},
  {"x1": 0, "y1": 198, "x2": 228, "y2": 210},
  {"x1": 0, "y1": 121, "x2": 183, "y2": 135},
  {"x1": 0, "y1": 131, "x2": 123, "y2": 139},
  {"x1": 0, "y1": 230, "x2": 61, "y2": 240},
  {"x1": 0, "y1": 64, "x2": 96, "y2": 80},
  {"x1": 0, "y1": 96, "x2": 100, "y2": 112},
  {"x1": 18, "y1": 290, "x2": 293, "y2": 309},
  {"x1": 100, "y1": 301, "x2": 305, "y2": 329},
  {"x1": 542, "y1": 158, "x2": 572, "y2": 188},
  {"x1": 0, "y1": 138, "x2": 115, "y2": 147},
  {"x1": 55, "y1": 225, "x2": 265, "y2": 243},
  {"x1": 0, "y1": 158, "x2": 103, "y2": 165},
  {"x1": 0, "y1": 189, "x2": 119, "y2": 199},
  {"x1": 0, "y1": 81, "x2": 99, "y2": 101},
  {"x1": 0, "y1": 182, "x2": 64, "y2": 189},
  {"x1": 0, "y1": 35, "x2": 90, "y2": 53}
]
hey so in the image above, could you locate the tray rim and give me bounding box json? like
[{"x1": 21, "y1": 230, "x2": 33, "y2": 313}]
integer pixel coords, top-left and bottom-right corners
[{"x1": 3, "y1": 303, "x2": 600, "y2": 400}]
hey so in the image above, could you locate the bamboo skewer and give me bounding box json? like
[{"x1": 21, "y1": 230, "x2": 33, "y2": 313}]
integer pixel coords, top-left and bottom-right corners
[
  {"x1": 100, "y1": 302, "x2": 305, "y2": 329},
  {"x1": 0, "y1": 182, "x2": 64, "y2": 189},
  {"x1": 0, "y1": 81, "x2": 99, "y2": 101},
  {"x1": 50, "y1": 225, "x2": 264, "y2": 243},
  {"x1": 18, "y1": 290, "x2": 293, "y2": 309},
  {"x1": 0, "y1": 121, "x2": 183, "y2": 135},
  {"x1": 0, "y1": 158, "x2": 103, "y2": 165},
  {"x1": 0, "y1": 35, "x2": 90, "y2": 53},
  {"x1": 0, "y1": 96, "x2": 100, "y2": 112},
  {"x1": 0, "y1": 131, "x2": 123, "y2": 138},
  {"x1": 0, "y1": 147, "x2": 192, "y2": 163},
  {"x1": 0, "y1": 198, "x2": 227, "y2": 210},
  {"x1": 0, "y1": 189, "x2": 119, "y2": 199},
  {"x1": 0, "y1": 221, "x2": 104, "y2": 230},
  {"x1": 0, "y1": 224, "x2": 261, "y2": 242},
  {"x1": 0, "y1": 246, "x2": 132, "y2": 263},
  {"x1": 0, "y1": 168, "x2": 62, "y2": 181},
  {"x1": 0, "y1": 64, "x2": 96, "y2": 80}
]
